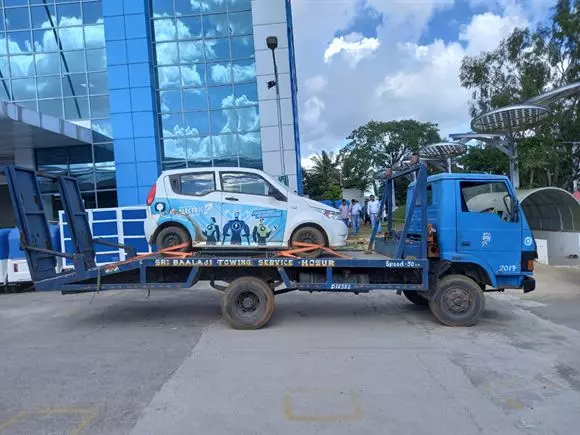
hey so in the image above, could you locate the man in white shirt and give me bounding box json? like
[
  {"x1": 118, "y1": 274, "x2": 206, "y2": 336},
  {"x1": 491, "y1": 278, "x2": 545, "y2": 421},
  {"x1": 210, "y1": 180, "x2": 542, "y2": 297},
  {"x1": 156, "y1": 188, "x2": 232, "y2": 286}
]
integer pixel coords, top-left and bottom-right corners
[
  {"x1": 349, "y1": 199, "x2": 362, "y2": 236},
  {"x1": 338, "y1": 199, "x2": 350, "y2": 228},
  {"x1": 367, "y1": 195, "x2": 381, "y2": 234}
]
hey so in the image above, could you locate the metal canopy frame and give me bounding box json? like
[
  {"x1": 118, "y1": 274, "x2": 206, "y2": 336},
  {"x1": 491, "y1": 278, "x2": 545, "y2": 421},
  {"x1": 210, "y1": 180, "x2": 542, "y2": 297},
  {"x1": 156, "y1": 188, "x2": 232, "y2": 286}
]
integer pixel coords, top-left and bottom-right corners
[
  {"x1": 458, "y1": 82, "x2": 580, "y2": 188},
  {"x1": 419, "y1": 142, "x2": 467, "y2": 172}
]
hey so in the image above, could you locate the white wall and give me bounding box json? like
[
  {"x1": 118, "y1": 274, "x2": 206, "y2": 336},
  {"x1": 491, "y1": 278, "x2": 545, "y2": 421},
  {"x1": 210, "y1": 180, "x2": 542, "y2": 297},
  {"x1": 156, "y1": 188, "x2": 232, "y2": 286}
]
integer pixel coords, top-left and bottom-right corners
[
  {"x1": 252, "y1": 0, "x2": 298, "y2": 191},
  {"x1": 533, "y1": 230, "x2": 580, "y2": 266}
]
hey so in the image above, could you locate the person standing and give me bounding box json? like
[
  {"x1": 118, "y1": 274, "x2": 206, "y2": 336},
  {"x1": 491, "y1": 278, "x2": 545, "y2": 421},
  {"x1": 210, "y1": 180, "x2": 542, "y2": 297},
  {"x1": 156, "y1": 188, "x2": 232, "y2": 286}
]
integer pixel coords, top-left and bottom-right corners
[
  {"x1": 350, "y1": 199, "x2": 362, "y2": 236},
  {"x1": 339, "y1": 199, "x2": 350, "y2": 228},
  {"x1": 361, "y1": 199, "x2": 369, "y2": 225},
  {"x1": 367, "y1": 195, "x2": 381, "y2": 234}
]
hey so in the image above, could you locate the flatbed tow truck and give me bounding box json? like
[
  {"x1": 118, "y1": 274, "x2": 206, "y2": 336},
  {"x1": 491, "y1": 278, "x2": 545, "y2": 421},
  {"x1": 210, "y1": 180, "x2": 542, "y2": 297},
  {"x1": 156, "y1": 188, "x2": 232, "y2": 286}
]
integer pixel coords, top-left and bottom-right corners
[{"x1": 4, "y1": 159, "x2": 536, "y2": 329}]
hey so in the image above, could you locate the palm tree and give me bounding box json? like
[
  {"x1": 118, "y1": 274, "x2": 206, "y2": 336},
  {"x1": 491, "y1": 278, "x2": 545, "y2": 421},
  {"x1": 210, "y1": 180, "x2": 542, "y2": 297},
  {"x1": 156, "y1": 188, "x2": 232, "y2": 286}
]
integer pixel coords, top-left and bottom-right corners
[{"x1": 303, "y1": 151, "x2": 342, "y2": 199}]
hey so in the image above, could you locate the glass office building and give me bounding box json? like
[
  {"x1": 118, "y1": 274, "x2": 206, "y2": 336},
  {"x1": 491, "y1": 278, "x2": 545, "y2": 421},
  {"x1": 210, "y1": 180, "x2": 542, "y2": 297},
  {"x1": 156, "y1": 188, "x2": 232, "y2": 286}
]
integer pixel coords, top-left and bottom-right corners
[{"x1": 0, "y1": 0, "x2": 301, "y2": 213}]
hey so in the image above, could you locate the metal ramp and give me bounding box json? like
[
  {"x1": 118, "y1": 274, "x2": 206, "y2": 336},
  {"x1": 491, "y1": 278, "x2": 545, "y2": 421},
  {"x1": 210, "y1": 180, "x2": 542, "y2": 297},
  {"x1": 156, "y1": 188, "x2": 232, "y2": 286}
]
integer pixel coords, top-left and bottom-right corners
[
  {"x1": 5, "y1": 166, "x2": 61, "y2": 282},
  {"x1": 3, "y1": 165, "x2": 139, "y2": 291}
]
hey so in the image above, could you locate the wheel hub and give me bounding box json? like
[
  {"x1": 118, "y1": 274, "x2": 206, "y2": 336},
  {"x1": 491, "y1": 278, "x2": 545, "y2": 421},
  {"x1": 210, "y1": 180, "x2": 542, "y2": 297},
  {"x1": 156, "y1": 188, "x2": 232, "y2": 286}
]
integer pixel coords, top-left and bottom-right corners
[
  {"x1": 237, "y1": 292, "x2": 259, "y2": 313},
  {"x1": 444, "y1": 288, "x2": 471, "y2": 314}
]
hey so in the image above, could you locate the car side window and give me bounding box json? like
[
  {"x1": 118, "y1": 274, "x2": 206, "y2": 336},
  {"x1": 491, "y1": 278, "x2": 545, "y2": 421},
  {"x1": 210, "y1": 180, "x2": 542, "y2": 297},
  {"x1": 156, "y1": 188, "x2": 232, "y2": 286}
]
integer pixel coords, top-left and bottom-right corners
[
  {"x1": 173, "y1": 172, "x2": 216, "y2": 196},
  {"x1": 220, "y1": 172, "x2": 272, "y2": 196}
]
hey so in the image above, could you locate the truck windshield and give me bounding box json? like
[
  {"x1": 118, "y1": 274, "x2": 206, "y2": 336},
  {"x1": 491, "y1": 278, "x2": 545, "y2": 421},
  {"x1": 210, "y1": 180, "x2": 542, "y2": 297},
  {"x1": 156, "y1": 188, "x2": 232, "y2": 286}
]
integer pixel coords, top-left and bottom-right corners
[{"x1": 460, "y1": 181, "x2": 514, "y2": 220}]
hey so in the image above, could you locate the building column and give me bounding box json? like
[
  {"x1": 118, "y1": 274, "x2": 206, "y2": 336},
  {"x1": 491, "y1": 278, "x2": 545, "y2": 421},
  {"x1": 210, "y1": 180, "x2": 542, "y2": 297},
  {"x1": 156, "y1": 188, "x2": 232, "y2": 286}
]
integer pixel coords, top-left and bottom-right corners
[{"x1": 103, "y1": 0, "x2": 160, "y2": 206}]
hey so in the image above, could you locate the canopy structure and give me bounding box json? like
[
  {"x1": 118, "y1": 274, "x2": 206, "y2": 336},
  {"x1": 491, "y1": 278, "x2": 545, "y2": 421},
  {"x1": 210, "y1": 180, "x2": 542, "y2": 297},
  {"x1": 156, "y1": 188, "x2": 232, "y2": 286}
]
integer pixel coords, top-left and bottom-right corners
[
  {"x1": 517, "y1": 187, "x2": 580, "y2": 232},
  {"x1": 470, "y1": 104, "x2": 550, "y2": 135},
  {"x1": 0, "y1": 101, "x2": 110, "y2": 163},
  {"x1": 420, "y1": 142, "x2": 467, "y2": 172}
]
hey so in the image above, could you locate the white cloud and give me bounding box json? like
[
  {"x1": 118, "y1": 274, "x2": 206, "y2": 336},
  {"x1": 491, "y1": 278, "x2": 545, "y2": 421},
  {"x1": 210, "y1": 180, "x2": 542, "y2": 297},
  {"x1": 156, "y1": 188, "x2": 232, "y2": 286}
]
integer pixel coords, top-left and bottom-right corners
[
  {"x1": 459, "y1": 11, "x2": 528, "y2": 55},
  {"x1": 294, "y1": 0, "x2": 535, "y2": 156},
  {"x1": 323, "y1": 33, "x2": 380, "y2": 67},
  {"x1": 305, "y1": 75, "x2": 328, "y2": 93},
  {"x1": 302, "y1": 96, "x2": 326, "y2": 124}
]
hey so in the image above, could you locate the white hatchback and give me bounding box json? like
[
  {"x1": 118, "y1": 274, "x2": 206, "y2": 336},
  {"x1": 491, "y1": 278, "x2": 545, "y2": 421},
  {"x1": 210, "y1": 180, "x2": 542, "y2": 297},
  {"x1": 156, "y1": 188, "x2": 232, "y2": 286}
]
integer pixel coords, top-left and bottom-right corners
[{"x1": 144, "y1": 167, "x2": 348, "y2": 257}]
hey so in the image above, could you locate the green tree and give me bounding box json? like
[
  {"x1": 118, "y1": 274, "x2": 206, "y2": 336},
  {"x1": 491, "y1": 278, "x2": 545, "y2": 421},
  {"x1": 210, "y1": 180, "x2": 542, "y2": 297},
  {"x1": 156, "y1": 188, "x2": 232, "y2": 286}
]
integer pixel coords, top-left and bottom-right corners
[
  {"x1": 340, "y1": 120, "x2": 441, "y2": 194},
  {"x1": 459, "y1": 0, "x2": 579, "y2": 189},
  {"x1": 302, "y1": 150, "x2": 342, "y2": 200}
]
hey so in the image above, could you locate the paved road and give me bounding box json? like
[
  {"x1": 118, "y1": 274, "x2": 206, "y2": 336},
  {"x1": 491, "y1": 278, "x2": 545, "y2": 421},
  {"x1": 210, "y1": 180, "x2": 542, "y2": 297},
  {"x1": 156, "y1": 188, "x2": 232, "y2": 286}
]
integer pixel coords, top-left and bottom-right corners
[{"x1": 1, "y1": 264, "x2": 580, "y2": 435}]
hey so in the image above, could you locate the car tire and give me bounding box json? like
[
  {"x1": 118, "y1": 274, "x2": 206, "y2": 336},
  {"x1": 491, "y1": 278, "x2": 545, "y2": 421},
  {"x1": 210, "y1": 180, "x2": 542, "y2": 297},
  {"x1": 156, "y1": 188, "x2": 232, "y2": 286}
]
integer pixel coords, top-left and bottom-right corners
[
  {"x1": 155, "y1": 225, "x2": 192, "y2": 251},
  {"x1": 290, "y1": 226, "x2": 326, "y2": 258}
]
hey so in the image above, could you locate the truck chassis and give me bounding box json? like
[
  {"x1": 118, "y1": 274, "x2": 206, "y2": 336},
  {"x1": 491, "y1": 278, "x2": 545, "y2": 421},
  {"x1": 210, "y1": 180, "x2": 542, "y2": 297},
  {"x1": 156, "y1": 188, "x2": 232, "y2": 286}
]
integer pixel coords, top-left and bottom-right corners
[{"x1": 4, "y1": 163, "x2": 508, "y2": 328}]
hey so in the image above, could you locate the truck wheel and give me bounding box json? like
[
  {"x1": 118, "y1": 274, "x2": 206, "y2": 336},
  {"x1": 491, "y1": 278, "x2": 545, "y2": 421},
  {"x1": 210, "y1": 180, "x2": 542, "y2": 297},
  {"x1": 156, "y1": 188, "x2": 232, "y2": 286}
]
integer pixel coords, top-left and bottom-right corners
[
  {"x1": 290, "y1": 226, "x2": 325, "y2": 258},
  {"x1": 156, "y1": 225, "x2": 191, "y2": 251},
  {"x1": 222, "y1": 277, "x2": 274, "y2": 330},
  {"x1": 429, "y1": 274, "x2": 485, "y2": 327},
  {"x1": 403, "y1": 290, "x2": 429, "y2": 307}
]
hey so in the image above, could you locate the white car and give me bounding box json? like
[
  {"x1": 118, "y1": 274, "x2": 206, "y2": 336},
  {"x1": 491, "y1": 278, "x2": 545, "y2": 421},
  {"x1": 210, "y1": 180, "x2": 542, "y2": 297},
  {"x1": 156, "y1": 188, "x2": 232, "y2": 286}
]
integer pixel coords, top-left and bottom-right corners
[{"x1": 144, "y1": 167, "x2": 347, "y2": 257}]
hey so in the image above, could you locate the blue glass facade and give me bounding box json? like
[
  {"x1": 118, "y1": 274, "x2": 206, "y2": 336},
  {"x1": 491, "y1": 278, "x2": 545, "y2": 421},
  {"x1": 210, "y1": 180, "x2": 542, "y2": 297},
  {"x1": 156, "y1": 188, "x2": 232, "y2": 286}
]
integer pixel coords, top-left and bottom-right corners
[
  {"x1": 0, "y1": 0, "x2": 115, "y2": 209},
  {"x1": 151, "y1": 0, "x2": 262, "y2": 172},
  {"x1": 0, "y1": 0, "x2": 299, "y2": 208}
]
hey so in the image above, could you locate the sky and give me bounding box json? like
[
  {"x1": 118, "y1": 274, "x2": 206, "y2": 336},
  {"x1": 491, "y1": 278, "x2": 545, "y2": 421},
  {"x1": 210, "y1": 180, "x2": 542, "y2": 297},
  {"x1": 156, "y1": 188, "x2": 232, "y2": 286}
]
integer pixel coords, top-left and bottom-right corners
[{"x1": 291, "y1": 0, "x2": 556, "y2": 168}]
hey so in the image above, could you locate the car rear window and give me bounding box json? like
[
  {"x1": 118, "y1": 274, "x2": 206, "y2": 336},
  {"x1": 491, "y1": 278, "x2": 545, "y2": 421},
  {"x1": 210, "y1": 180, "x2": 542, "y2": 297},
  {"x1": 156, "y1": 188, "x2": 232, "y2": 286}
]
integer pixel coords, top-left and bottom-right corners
[{"x1": 172, "y1": 172, "x2": 216, "y2": 196}]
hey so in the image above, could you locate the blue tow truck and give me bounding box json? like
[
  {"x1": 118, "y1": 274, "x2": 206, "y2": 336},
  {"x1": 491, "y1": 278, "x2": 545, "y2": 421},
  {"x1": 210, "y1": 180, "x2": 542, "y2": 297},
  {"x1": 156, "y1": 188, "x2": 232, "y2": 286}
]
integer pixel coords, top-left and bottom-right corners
[{"x1": 3, "y1": 160, "x2": 536, "y2": 329}]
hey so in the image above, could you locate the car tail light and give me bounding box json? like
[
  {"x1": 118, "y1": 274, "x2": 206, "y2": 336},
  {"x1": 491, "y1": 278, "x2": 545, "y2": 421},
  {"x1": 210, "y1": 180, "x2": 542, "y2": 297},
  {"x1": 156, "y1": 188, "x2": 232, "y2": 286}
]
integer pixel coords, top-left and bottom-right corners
[{"x1": 146, "y1": 184, "x2": 156, "y2": 206}]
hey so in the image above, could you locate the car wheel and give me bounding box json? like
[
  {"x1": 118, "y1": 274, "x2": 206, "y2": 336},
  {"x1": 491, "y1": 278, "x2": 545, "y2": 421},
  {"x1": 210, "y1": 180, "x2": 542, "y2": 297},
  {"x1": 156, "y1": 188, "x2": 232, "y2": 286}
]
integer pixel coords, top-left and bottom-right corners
[
  {"x1": 290, "y1": 226, "x2": 326, "y2": 258},
  {"x1": 156, "y1": 225, "x2": 192, "y2": 251}
]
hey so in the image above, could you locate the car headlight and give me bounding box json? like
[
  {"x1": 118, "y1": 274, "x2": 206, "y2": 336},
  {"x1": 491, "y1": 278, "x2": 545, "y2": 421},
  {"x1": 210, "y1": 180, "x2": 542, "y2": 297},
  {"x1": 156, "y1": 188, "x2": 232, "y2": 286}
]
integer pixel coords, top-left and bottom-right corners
[{"x1": 312, "y1": 207, "x2": 341, "y2": 220}]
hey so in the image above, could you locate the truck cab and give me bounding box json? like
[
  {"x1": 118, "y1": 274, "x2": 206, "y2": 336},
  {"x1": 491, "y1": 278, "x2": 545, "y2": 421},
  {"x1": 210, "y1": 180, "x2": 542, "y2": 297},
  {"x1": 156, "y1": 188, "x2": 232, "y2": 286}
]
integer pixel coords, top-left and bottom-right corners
[{"x1": 401, "y1": 173, "x2": 536, "y2": 292}]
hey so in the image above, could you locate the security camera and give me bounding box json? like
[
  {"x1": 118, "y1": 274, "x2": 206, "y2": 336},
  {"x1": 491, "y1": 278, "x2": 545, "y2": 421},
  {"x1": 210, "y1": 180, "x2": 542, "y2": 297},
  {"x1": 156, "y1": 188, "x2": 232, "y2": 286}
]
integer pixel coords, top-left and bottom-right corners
[{"x1": 266, "y1": 36, "x2": 278, "y2": 50}]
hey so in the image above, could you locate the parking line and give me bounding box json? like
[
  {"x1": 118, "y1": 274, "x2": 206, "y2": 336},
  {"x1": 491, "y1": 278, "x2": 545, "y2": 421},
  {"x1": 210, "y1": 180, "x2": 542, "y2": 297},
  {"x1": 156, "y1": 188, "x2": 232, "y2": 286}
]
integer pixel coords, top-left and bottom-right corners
[{"x1": 0, "y1": 407, "x2": 98, "y2": 435}]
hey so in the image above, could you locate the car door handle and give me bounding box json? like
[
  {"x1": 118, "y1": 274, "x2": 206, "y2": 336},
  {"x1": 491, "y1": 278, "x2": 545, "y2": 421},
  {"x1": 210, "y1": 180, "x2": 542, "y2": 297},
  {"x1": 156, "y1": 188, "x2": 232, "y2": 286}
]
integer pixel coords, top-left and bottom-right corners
[
  {"x1": 461, "y1": 241, "x2": 471, "y2": 247},
  {"x1": 225, "y1": 196, "x2": 239, "y2": 201}
]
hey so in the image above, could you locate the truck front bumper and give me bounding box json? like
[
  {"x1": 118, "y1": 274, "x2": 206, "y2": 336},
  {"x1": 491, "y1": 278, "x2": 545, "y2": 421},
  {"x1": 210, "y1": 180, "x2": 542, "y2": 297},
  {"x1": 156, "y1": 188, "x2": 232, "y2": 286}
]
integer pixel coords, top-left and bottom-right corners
[{"x1": 523, "y1": 277, "x2": 536, "y2": 293}]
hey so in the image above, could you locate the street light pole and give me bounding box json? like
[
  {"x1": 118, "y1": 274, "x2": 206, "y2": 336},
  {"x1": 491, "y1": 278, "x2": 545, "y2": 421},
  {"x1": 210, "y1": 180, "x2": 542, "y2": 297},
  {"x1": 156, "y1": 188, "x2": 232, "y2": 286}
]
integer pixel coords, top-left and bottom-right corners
[{"x1": 266, "y1": 36, "x2": 286, "y2": 183}]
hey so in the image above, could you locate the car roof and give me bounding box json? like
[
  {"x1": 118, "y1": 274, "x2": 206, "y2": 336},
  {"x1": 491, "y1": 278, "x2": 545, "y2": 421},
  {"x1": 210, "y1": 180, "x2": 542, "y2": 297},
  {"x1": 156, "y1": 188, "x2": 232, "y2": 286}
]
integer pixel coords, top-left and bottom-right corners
[{"x1": 160, "y1": 167, "x2": 264, "y2": 176}]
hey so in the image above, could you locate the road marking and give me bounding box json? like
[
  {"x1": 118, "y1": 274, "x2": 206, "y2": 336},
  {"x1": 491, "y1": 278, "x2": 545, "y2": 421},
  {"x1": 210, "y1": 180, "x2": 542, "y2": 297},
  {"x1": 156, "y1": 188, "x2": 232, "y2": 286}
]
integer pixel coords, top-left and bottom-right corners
[
  {"x1": 284, "y1": 388, "x2": 363, "y2": 422},
  {"x1": 0, "y1": 407, "x2": 97, "y2": 435}
]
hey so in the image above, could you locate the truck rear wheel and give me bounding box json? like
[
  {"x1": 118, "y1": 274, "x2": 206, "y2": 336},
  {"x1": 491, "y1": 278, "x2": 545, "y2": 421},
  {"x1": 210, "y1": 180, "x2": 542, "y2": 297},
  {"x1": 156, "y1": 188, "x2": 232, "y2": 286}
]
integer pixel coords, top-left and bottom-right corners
[
  {"x1": 429, "y1": 274, "x2": 485, "y2": 327},
  {"x1": 403, "y1": 290, "x2": 429, "y2": 306},
  {"x1": 221, "y1": 277, "x2": 274, "y2": 330}
]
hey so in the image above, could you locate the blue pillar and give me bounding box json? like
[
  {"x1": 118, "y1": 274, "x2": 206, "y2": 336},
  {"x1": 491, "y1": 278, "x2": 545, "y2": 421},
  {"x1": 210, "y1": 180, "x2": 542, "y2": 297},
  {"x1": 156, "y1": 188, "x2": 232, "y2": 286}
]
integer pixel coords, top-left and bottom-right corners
[{"x1": 103, "y1": 0, "x2": 160, "y2": 206}]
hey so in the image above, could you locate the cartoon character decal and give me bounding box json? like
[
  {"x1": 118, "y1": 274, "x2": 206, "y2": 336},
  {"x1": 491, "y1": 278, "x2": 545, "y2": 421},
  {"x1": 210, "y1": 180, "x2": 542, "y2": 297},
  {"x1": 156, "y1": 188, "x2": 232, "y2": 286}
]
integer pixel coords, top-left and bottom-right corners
[
  {"x1": 152, "y1": 199, "x2": 287, "y2": 247},
  {"x1": 202, "y1": 217, "x2": 221, "y2": 245},
  {"x1": 222, "y1": 211, "x2": 251, "y2": 245},
  {"x1": 252, "y1": 218, "x2": 277, "y2": 245}
]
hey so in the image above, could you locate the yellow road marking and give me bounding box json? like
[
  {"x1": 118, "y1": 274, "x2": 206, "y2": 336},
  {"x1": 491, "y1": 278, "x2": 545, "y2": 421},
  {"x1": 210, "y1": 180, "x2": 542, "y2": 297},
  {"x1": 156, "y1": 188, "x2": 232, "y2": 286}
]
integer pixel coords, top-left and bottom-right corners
[{"x1": 0, "y1": 407, "x2": 98, "y2": 435}]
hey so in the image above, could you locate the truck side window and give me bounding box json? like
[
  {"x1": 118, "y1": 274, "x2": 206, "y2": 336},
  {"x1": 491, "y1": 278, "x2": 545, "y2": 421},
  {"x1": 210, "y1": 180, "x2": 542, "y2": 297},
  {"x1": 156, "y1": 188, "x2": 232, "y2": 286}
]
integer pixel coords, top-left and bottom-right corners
[
  {"x1": 177, "y1": 172, "x2": 216, "y2": 196},
  {"x1": 460, "y1": 181, "x2": 513, "y2": 218}
]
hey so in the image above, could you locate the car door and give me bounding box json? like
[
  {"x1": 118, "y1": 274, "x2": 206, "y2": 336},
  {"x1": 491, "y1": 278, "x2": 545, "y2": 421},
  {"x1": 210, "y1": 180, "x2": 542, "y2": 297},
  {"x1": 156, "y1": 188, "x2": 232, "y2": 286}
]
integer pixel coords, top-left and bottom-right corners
[
  {"x1": 165, "y1": 170, "x2": 222, "y2": 246},
  {"x1": 218, "y1": 171, "x2": 288, "y2": 247},
  {"x1": 456, "y1": 179, "x2": 522, "y2": 275}
]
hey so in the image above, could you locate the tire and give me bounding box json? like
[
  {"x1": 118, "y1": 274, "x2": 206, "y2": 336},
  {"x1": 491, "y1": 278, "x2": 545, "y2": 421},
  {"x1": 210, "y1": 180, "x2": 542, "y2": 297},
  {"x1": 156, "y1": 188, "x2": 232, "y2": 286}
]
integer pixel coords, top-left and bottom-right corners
[
  {"x1": 429, "y1": 274, "x2": 485, "y2": 327},
  {"x1": 403, "y1": 290, "x2": 429, "y2": 307},
  {"x1": 155, "y1": 225, "x2": 192, "y2": 251},
  {"x1": 290, "y1": 226, "x2": 326, "y2": 258},
  {"x1": 221, "y1": 277, "x2": 275, "y2": 330}
]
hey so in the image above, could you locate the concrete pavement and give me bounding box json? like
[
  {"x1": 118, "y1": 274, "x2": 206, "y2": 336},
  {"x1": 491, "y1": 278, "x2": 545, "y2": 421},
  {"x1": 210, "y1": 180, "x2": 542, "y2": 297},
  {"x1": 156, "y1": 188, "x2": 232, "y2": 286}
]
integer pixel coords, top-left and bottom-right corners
[{"x1": 1, "y1": 263, "x2": 580, "y2": 434}]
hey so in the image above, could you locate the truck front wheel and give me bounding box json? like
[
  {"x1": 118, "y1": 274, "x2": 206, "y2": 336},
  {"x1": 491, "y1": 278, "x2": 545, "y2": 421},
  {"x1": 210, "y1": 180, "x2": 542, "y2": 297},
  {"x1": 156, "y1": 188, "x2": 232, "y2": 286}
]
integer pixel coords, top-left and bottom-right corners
[
  {"x1": 222, "y1": 277, "x2": 275, "y2": 329},
  {"x1": 429, "y1": 274, "x2": 485, "y2": 326}
]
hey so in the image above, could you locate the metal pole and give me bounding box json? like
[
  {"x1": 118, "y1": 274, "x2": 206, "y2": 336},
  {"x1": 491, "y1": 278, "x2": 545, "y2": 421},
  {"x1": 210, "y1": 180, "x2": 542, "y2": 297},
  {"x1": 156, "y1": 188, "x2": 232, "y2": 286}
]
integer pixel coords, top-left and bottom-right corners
[{"x1": 271, "y1": 48, "x2": 286, "y2": 178}]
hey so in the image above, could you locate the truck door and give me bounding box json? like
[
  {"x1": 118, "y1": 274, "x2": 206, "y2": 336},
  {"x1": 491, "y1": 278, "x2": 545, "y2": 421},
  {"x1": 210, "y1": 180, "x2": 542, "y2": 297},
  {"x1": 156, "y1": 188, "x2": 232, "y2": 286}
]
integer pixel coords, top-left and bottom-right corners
[
  {"x1": 456, "y1": 180, "x2": 522, "y2": 275},
  {"x1": 218, "y1": 170, "x2": 288, "y2": 247}
]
